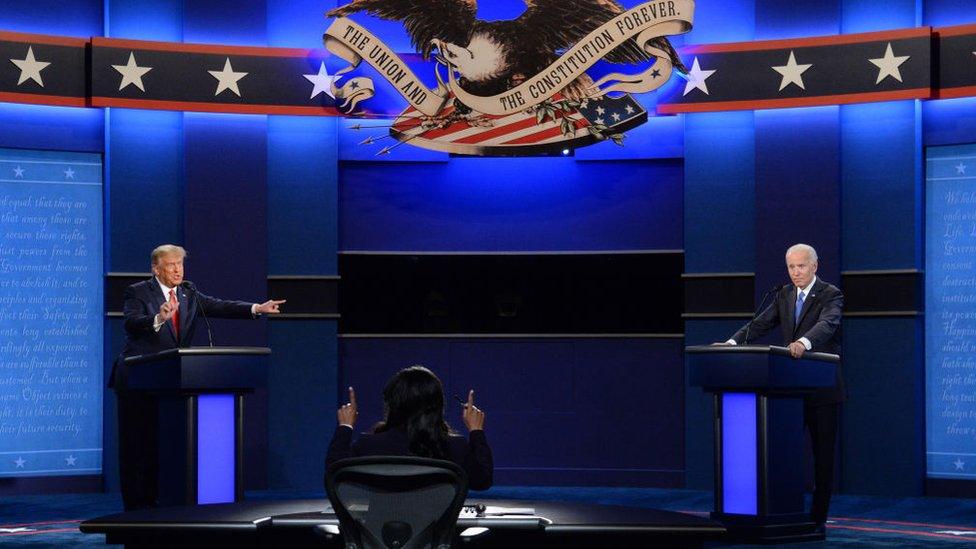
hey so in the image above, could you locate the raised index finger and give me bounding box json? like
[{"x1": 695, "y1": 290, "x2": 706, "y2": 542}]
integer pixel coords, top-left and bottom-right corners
[
  {"x1": 348, "y1": 387, "x2": 357, "y2": 407},
  {"x1": 467, "y1": 389, "x2": 475, "y2": 407},
  {"x1": 272, "y1": 299, "x2": 287, "y2": 304}
]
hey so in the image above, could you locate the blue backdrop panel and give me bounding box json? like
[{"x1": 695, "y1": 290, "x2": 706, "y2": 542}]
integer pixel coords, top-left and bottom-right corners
[
  {"x1": 340, "y1": 337, "x2": 685, "y2": 487},
  {"x1": 182, "y1": 0, "x2": 267, "y2": 46},
  {"x1": 0, "y1": 0, "x2": 102, "y2": 37},
  {"x1": 923, "y1": 0, "x2": 976, "y2": 27},
  {"x1": 106, "y1": 109, "x2": 184, "y2": 272},
  {"x1": 924, "y1": 98, "x2": 976, "y2": 148},
  {"x1": 183, "y1": 112, "x2": 269, "y2": 489},
  {"x1": 267, "y1": 116, "x2": 339, "y2": 275},
  {"x1": 840, "y1": 101, "x2": 922, "y2": 270},
  {"x1": 268, "y1": 320, "x2": 338, "y2": 490},
  {"x1": 755, "y1": 0, "x2": 839, "y2": 40},
  {"x1": 682, "y1": 0, "x2": 754, "y2": 44},
  {"x1": 841, "y1": 0, "x2": 918, "y2": 32},
  {"x1": 105, "y1": 0, "x2": 183, "y2": 41},
  {"x1": 683, "y1": 111, "x2": 756, "y2": 274},
  {"x1": 925, "y1": 143, "x2": 976, "y2": 480},
  {"x1": 182, "y1": 112, "x2": 268, "y2": 346},
  {"x1": 0, "y1": 147, "x2": 103, "y2": 477},
  {"x1": 842, "y1": 318, "x2": 923, "y2": 494},
  {"x1": 754, "y1": 107, "x2": 840, "y2": 296},
  {"x1": 103, "y1": 317, "x2": 125, "y2": 492},
  {"x1": 268, "y1": 0, "x2": 337, "y2": 48},
  {"x1": 339, "y1": 158, "x2": 683, "y2": 252},
  {"x1": 0, "y1": 104, "x2": 103, "y2": 155}
]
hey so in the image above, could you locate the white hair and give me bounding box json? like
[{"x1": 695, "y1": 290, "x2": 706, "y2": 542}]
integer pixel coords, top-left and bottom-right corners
[
  {"x1": 786, "y1": 243, "x2": 818, "y2": 264},
  {"x1": 151, "y1": 244, "x2": 187, "y2": 265}
]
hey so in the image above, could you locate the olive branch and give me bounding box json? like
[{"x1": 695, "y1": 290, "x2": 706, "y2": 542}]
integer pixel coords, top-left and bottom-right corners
[{"x1": 531, "y1": 99, "x2": 626, "y2": 146}]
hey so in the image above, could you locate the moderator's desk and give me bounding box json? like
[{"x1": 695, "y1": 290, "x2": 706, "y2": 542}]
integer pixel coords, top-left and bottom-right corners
[{"x1": 81, "y1": 498, "x2": 724, "y2": 548}]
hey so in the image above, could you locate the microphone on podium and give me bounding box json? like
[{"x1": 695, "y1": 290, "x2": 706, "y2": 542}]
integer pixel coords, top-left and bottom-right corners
[
  {"x1": 743, "y1": 283, "x2": 785, "y2": 345},
  {"x1": 180, "y1": 280, "x2": 214, "y2": 348}
]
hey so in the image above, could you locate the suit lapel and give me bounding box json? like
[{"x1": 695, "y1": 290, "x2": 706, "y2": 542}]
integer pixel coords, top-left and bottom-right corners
[
  {"x1": 793, "y1": 279, "x2": 823, "y2": 336},
  {"x1": 787, "y1": 286, "x2": 798, "y2": 334},
  {"x1": 152, "y1": 279, "x2": 178, "y2": 343}
]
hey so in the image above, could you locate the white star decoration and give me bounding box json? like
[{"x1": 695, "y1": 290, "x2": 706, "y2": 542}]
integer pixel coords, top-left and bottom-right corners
[
  {"x1": 303, "y1": 62, "x2": 339, "y2": 100},
  {"x1": 954, "y1": 458, "x2": 965, "y2": 471},
  {"x1": 208, "y1": 58, "x2": 248, "y2": 97},
  {"x1": 595, "y1": 106, "x2": 606, "y2": 115},
  {"x1": 624, "y1": 104, "x2": 635, "y2": 114},
  {"x1": 10, "y1": 46, "x2": 51, "y2": 87},
  {"x1": 869, "y1": 43, "x2": 910, "y2": 84},
  {"x1": 112, "y1": 52, "x2": 153, "y2": 92},
  {"x1": 594, "y1": 117, "x2": 605, "y2": 125},
  {"x1": 14, "y1": 457, "x2": 25, "y2": 468},
  {"x1": 13, "y1": 166, "x2": 25, "y2": 178},
  {"x1": 611, "y1": 112, "x2": 621, "y2": 121},
  {"x1": 64, "y1": 167, "x2": 75, "y2": 179},
  {"x1": 66, "y1": 455, "x2": 77, "y2": 466},
  {"x1": 772, "y1": 51, "x2": 812, "y2": 91},
  {"x1": 683, "y1": 57, "x2": 716, "y2": 96},
  {"x1": 957, "y1": 163, "x2": 967, "y2": 175}
]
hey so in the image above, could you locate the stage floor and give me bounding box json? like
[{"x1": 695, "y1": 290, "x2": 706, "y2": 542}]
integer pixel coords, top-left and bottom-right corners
[{"x1": 4, "y1": 486, "x2": 976, "y2": 547}]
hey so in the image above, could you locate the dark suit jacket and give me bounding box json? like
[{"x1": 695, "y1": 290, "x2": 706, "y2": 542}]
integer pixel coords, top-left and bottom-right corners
[
  {"x1": 731, "y1": 278, "x2": 844, "y2": 405},
  {"x1": 110, "y1": 277, "x2": 254, "y2": 389},
  {"x1": 326, "y1": 426, "x2": 494, "y2": 490}
]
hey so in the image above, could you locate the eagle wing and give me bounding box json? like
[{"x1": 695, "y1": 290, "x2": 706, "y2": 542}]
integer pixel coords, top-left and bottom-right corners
[
  {"x1": 517, "y1": 0, "x2": 685, "y2": 71},
  {"x1": 327, "y1": 0, "x2": 477, "y2": 58}
]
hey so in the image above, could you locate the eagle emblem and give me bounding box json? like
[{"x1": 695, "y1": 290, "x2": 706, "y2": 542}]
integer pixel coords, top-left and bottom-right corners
[{"x1": 324, "y1": 0, "x2": 694, "y2": 155}]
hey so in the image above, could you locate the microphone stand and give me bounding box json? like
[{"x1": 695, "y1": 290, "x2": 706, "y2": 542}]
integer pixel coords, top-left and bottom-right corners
[
  {"x1": 743, "y1": 284, "x2": 783, "y2": 345},
  {"x1": 181, "y1": 280, "x2": 214, "y2": 348}
]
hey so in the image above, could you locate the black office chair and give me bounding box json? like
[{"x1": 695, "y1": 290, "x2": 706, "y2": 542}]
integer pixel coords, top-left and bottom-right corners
[{"x1": 325, "y1": 456, "x2": 469, "y2": 549}]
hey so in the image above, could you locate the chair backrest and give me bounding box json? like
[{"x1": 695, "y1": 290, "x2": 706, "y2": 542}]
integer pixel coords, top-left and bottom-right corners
[{"x1": 326, "y1": 456, "x2": 469, "y2": 549}]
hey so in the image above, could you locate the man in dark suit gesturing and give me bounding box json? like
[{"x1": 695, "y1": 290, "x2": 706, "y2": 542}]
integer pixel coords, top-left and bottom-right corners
[
  {"x1": 112, "y1": 244, "x2": 285, "y2": 510},
  {"x1": 721, "y1": 243, "x2": 843, "y2": 530}
]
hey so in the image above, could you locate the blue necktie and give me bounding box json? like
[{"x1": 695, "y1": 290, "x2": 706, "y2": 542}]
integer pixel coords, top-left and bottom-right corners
[{"x1": 794, "y1": 290, "x2": 805, "y2": 325}]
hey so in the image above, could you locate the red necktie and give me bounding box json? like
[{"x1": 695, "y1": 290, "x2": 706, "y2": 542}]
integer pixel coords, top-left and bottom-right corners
[{"x1": 169, "y1": 289, "x2": 180, "y2": 338}]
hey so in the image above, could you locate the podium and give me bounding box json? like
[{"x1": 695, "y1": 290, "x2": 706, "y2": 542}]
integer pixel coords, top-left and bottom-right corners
[
  {"x1": 686, "y1": 345, "x2": 838, "y2": 542},
  {"x1": 122, "y1": 347, "x2": 269, "y2": 506}
]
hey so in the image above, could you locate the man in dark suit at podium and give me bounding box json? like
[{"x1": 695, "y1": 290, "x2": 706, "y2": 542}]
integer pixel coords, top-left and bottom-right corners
[
  {"x1": 721, "y1": 243, "x2": 844, "y2": 530},
  {"x1": 111, "y1": 244, "x2": 285, "y2": 511}
]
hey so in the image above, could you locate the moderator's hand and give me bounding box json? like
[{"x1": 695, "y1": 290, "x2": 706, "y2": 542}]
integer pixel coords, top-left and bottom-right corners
[
  {"x1": 462, "y1": 389, "x2": 485, "y2": 432},
  {"x1": 157, "y1": 299, "x2": 177, "y2": 322},
  {"x1": 255, "y1": 299, "x2": 286, "y2": 314},
  {"x1": 337, "y1": 387, "x2": 358, "y2": 427},
  {"x1": 788, "y1": 341, "x2": 806, "y2": 359}
]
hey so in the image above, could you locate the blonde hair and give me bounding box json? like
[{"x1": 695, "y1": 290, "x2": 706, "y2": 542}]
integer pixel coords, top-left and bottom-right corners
[{"x1": 151, "y1": 244, "x2": 187, "y2": 265}]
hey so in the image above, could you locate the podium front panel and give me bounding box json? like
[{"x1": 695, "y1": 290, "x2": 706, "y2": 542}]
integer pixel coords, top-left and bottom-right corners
[
  {"x1": 198, "y1": 394, "x2": 235, "y2": 504},
  {"x1": 721, "y1": 393, "x2": 757, "y2": 515}
]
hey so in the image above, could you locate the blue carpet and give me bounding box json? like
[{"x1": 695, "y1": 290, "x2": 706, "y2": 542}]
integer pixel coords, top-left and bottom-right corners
[{"x1": 3, "y1": 488, "x2": 976, "y2": 547}]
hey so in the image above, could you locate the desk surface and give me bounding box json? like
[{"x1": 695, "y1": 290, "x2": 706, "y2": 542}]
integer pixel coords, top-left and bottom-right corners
[{"x1": 81, "y1": 497, "x2": 724, "y2": 547}]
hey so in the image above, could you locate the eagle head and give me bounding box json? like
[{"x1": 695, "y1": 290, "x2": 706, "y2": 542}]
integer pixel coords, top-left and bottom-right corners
[{"x1": 431, "y1": 32, "x2": 511, "y2": 86}]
